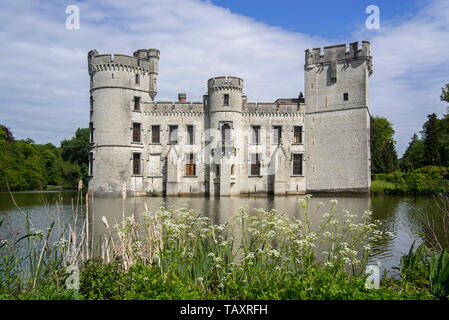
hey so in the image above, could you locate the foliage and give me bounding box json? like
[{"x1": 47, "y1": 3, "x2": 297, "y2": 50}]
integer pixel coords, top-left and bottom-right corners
[
  {"x1": 371, "y1": 166, "x2": 449, "y2": 195},
  {"x1": 400, "y1": 134, "x2": 425, "y2": 171},
  {"x1": 0, "y1": 189, "x2": 91, "y2": 299},
  {"x1": 370, "y1": 116, "x2": 399, "y2": 174},
  {"x1": 429, "y1": 250, "x2": 449, "y2": 299},
  {"x1": 0, "y1": 125, "x2": 87, "y2": 191},
  {"x1": 397, "y1": 241, "x2": 429, "y2": 285},
  {"x1": 423, "y1": 113, "x2": 441, "y2": 166},
  {"x1": 441, "y1": 83, "x2": 449, "y2": 105},
  {"x1": 0, "y1": 193, "x2": 440, "y2": 300}
]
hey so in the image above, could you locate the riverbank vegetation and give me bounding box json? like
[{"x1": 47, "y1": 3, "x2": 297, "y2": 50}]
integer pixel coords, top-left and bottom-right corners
[
  {"x1": 1, "y1": 192, "x2": 447, "y2": 300},
  {"x1": 370, "y1": 83, "x2": 449, "y2": 195},
  {"x1": 0, "y1": 126, "x2": 88, "y2": 191}
]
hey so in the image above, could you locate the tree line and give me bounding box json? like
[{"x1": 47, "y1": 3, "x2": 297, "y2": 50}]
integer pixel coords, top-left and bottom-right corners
[
  {"x1": 1, "y1": 83, "x2": 448, "y2": 191},
  {"x1": 371, "y1": 83, "x2": 449, "y2": 174},
  {"x1": 0, "y1": 126, "x2": 89, "y2": 191}
]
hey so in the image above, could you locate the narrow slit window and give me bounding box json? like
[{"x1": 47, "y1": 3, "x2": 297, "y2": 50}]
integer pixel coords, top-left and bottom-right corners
[
  {"x1": 89, "y1": 152, "x2": 93, "y2": 176},
  {"x1": 293, "y1": 126, "x2": 303, "y2": 144},
  {"x1": 186, "y1": 125, "x2": 194, "y2": 145},
  {"x1": 89, "y1": 122, "x2": 94, "y2": 143},
  {"x1": 343, "y1": 93, "x2": 349, "y2": 101},
  {"x1": 250, "y1": 153, "x2": 261, "y2": 176},
  {"x1": 272, "y1": 126, "x2": 282, "y2": 144},
  {"x1": 135, "y1": 73, "x2": 140, "y2": 86},
  {"x1": 132, "y1": 123, "x2": 141, "y2": 143},
  {"x1": 134, "y1": 97, "x2": 141, "y2": 111},
  {"x1": 292, "y1": 154, "x2": 303, "y2": 176},
  {"x1": 223, "y1": 94, "x2": 230, "y2": 106},
  {"x1": 151, "y1": 125, "x2": 160, "y2": 144},
  {"x1": 132, "y1": 152, "x2": 141, "y2": 175},
  {"x1": 169, "y1": 125, "x2": 178, "y2": 143},
  {"x1": 185, "y1": 153, "x2": 196, "y2": 176},
  {"x1": 251, "y1": 126, "x2": 260, "y2": 145}
]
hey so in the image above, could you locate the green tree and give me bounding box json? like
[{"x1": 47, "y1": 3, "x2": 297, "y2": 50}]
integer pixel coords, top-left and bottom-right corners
[
  {"x1": 441, "y1": 83, "x2": 449, "y2": 105},
  {"x1": 400, "y1": 133, "x2": 425, "y2": 171},
  {"x1": 60, "y1": 127, "x2": 89, "y2": 187},
  {"x1": 370, "y1": 116, "x2": 399, "y2": 174},
  {"x1": 422, "y1": 113, "x2": 440, "y2": 166},
  {"x1": 0, "y1": 125, "x2": 87, "y2": 191},
  {"x1": 60, "y1": 128, "x2": 89, "y2": 166}
]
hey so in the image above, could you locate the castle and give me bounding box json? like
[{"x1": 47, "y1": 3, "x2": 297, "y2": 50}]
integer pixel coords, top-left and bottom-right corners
[{"x1": 87, "y1": 41, "x2": 372, "y2": 197}]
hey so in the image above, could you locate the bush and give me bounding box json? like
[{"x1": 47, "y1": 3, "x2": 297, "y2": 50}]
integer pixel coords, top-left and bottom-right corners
[
  {"x1": 385, "y1": 171, "x2": 404, "y2": 183},
  {"x1": 414, "y1": 166, "x2": 447, "y2": 179}
]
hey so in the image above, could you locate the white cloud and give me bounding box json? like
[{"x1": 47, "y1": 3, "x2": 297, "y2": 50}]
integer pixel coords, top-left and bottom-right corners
[
  {"x1": 354, "y1": 0, "x2": 449, "y2": 155},
  {"x1": 0, "y1": 0, "x2": 448, "y2": 158},
  {"x1": 0, "y1": 0, "x2": 324, "y2": 146}
]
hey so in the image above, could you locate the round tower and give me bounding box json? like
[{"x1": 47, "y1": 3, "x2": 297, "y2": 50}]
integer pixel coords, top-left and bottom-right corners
[
  {"x1": 206, "y1": 76, "x2": 244, "y2": 196},
  {"x1": 87, "y1": 48, "x2": 159, "y2": 196}
]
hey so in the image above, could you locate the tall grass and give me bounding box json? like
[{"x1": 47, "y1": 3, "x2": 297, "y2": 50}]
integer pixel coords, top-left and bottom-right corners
[
  {"x1": 93, "y1": 195, "x2": 390, "y2": 296},
  {"x1": 2, "y1": 186, "x2": 448, "y2": 300},
  {"x1": 0, "y1": 181, "x2": 92, "y2": 298}
]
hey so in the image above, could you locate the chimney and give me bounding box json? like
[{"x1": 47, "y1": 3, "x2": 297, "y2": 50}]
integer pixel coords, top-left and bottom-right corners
[{"x1": 178, "y1": 93, "x2": 186, "y2": 102}]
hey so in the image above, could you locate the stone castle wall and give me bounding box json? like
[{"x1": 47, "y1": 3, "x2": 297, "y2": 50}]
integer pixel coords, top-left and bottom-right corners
[{"x1": 87, "y1": 41, "x2": 372, "y2": 197}]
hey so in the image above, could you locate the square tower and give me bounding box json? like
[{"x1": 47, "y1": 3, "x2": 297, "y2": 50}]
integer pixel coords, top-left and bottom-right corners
[{"x1": 304, "y1": 41, "x2": 372, "y2": 193}]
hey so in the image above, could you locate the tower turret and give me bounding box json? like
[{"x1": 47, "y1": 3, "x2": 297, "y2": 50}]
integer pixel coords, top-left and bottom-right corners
[
  {"x1": 87, "y1": 48, "x2": 160, "y2": 196},
  {"x1": 205, "y1": 76, "x2": 244, "y2": 196}
]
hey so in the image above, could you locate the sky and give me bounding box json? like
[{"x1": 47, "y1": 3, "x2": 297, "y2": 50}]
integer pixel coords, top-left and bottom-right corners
[{"x1": 0, "y1": 0, "x2": 448, "y2": 156}]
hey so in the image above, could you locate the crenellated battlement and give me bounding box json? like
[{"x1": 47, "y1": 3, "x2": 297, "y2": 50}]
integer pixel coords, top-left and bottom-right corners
[
  {"x1": 148, "y1": 101, "x2": 204, "y2": 113},
  {"x1": 87, "y1": 49, "x2": 158, "y2": 75},
  {"x1": 207, "y1": 76, "x2": 243, "y2": 91},
  {"x1": 305, "y1": 41, "x2": 372, "y2": 66},
  {"x1": 245, "y1": 102, "x2": 304, "y2": 114}
]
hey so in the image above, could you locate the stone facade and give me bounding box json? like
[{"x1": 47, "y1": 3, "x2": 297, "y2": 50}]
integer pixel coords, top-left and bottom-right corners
[{"x1": 87, "y1": 41, "x2": 372, "y2": 197}]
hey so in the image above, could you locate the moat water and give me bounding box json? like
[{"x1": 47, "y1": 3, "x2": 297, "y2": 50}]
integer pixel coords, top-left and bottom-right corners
[{"x1": 0, "y1": 190, "x2": 446, "y2": 278}]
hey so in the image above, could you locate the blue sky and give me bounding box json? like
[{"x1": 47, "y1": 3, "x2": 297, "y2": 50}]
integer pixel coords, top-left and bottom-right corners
[
  {"x1": 0, "y1": 0, "x2": 448, "y2": 156},
  {"x1": 211, "y1": 0, "x2": 426, "y2": 39}
]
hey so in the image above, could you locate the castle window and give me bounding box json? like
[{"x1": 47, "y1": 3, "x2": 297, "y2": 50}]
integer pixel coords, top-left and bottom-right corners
[
  {"x1": 132, "y1": 152, "x2": 141, "y2": 175},
  {"x1": 251, "y1": 126, "x2": 260, "y2": 145},
  {"x1": 221, "y1": 123, "x2": 231, "y2": 142},
  {"x1": 223, "y1": 94, "x2": 230, "y2": 106},
  {"x1": 250, "y1": 153, "x2": 261, "y2": 176},
  {"x1": 135, "y1": 73, "x2": 140, "y2": 86},
  {"x1": 272, "y1": 126, "x2": 282, "y2": 145},
  {"x1": 293, "y1": 126, "x2": 303, "y2": 144},
  {"x1": 343, "y1": 93, "x2": 349, "y2": 101},
  {"x1": 90, "y1": 96, "x2": 94, "y2": 110},
  {"x1": 185, "y1": 153, "x2": 196, "y2": 176},
  {"x1": 88, "y1": 152, "x2": 93, "y2": 176},
  {"x1": 216, "y1": 165, "x2": 220, "y2": 177},
  {"x1": 169, "y1": 125, "x2": 178, "y2": 144},
  {"x1": 151, "y1": 125, "x2": 160, "y2": 144},
  {"x1": 132, "y1": 123, "x2": 141, "y2": 143},
  {"x1": 292, "y1": 153, "x2": 303, "y2": 176},
  {"x1": 89, "y1": 122, "x2": 94, "y2": 143},
  {"x1": 231, "y1": 164, "x2": 235, "y2": 176},
  {"x1": 134, "y1": 97, "x2": 141, "y2": 111},
  {"x1": 186, "y1": 125, "x2": 195, "y2": 145}
]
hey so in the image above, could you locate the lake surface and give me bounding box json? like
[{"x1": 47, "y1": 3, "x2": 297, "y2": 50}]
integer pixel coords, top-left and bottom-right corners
[{"x1": 0, "y1": 190, "x2": 445, "y2": 278}]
